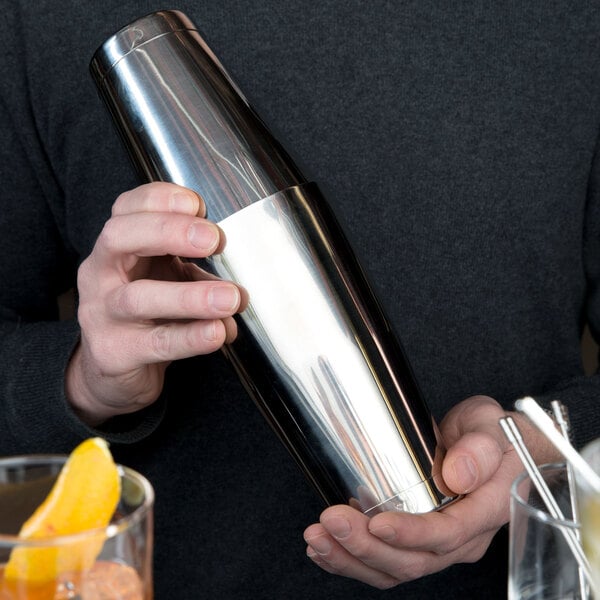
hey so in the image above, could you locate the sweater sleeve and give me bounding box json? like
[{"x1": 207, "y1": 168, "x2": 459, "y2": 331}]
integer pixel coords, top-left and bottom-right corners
[
  {"x1": 0, "y1": 316, "x2": 166, "y2": 455},
  {"x1": 533, "y1": 130, "x2": 600, "y2": 450},
  {"x1": 0, "y1": 36, "x2": 164, "y2": 456}
]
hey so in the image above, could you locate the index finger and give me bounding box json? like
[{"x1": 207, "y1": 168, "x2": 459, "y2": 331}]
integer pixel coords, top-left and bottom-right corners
[{"x1": 111, "y1": 182, "x2": 204, "y2": 217}]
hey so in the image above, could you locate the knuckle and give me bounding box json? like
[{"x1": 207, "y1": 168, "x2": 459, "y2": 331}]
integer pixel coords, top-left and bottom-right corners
[
  {"x1": 179, "y1": 284, "x2": 203, "y2": 314},
  {"x1": 319, "y1": 554, "x2": 347, "y2": 576},
  {"x1": 113, "y1": 285, "x2": 142, "y2": 318},
  {"x1": 398, "y1": 555, "x2": 428, "y2": 582},
  {"x1": 76, "y1": 302, "x2": 94, "y2": 331},
  {"x1": 434, "y1": 536, "x2": 464, "y2": 556},
  {"x1": 76, "y1": 257, "x2": 97, "y2": 296},
  {"x1": 77, "y1": 256, "x2": 91, "y2": 281},
  {"x1": 111, "y1": 190, "x2": 133, "y2": 215},
  {"x1": 438, "y1": 527, "x2": 468, "y2": 554},
  {"x1": 97, "y1": 217, "x2": 121, "y2": 250},
  {"x1": 154, "y1": 212, "x2": 171, "y2": 235},
  {"x1": 150, "y1": 324, "x2": 173, "y2": 360},
  {"x1": 350, "y1": 543, "x2": 375, "y2": 563}
]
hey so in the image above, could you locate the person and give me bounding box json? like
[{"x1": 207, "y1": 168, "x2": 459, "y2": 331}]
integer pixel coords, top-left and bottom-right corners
[{"x1": 1, "y1": 1, "x2": 599, "y2": 598}]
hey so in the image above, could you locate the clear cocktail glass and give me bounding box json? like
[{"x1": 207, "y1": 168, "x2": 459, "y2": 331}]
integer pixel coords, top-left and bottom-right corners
[
  {"x1": 509, "y1": 463, "x2": 591, "y2": 600},
  {"x1": 0, "y1": 455, "x2": 154, "y2": 599}
]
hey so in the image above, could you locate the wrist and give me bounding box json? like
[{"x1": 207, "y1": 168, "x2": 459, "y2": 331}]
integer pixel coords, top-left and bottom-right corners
[{"x1": 65, "y1": 343, "x2": 112, "y2": 427}]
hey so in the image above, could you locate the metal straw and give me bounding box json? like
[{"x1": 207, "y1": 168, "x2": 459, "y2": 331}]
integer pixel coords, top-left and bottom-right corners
[
  {"x1": 515, "y1": 397, "x2": 600, "y2": 496},
  {"x1": 499, "y1": 416, "x2": 597, "y2": 595}
]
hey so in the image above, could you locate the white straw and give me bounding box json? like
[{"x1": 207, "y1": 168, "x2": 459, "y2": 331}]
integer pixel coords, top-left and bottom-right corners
[
  {"x1": 514, "y1": 396, "x2": 600, "y2": 496},
  {"x1": 550, "y1": 400, "x2": 587, "y2": 600}
]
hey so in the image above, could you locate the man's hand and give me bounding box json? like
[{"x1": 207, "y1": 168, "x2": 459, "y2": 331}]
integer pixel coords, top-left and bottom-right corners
[
  {"x1": 303, "y1": 395, "x2": 559, "y2": 589},
  {"x1": 66, "y1": 182, "x2": 243, "y2": 426}
]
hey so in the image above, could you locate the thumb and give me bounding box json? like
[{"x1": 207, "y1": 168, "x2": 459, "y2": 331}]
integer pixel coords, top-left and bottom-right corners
[
  {"x1": 439, "y1": 395, "x2": 508, "y2": 494},
  {"x1": 443, "y1": 431, "x2": 505, "y2": 493}
]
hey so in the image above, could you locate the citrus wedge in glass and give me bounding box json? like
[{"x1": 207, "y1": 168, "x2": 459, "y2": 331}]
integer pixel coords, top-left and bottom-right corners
[{"x1": 2, "y1": 438, "x2": 120, "y2": 597}]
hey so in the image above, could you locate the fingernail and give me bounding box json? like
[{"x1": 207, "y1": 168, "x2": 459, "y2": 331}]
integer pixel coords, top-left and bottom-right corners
[
  {"x1": 453, "y1": 456, "x2": 478, "y2": 492},
  {"x1": 170, "y1": 192, "x2": 197, "y2": 214},
  {"x1": 369, "y1": 524, "x2": 396, "y2": 542},
  {"x1": 201, "y1": 321, "x2": 217, "y2": 342},
  {"x1": 208, "y1": 285, "x2": 240, "y2": 312},
  {"x1": 305, "y1": 535, "x2": 331, "y2": 556},
  {"x1": 322, "y1": 516, "x2": 351, "y2": 540},
  {"x1": 188, "y1": 222, "x2": 218, "y2": 250}
]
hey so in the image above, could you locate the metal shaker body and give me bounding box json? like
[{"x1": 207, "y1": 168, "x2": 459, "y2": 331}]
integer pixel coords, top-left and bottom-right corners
[{"x1": 91, "y1": 10, "x2": 456, "y2": 514}]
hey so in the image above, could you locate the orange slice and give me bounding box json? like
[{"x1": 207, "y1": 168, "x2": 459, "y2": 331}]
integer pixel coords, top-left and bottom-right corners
[{"x1": 3, "y1": 437, "x2": 121, "y2": 592}]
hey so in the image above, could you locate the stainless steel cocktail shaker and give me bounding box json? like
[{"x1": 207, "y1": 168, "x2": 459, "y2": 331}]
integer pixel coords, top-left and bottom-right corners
[{"x1": 90, "y1": 10, "x2": 456, "y2": 515}]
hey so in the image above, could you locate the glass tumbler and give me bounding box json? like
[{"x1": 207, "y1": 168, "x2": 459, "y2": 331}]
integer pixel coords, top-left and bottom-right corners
[
  {"x1": 509, "y1": 463, "x2": 590, "y2": 600},
  {"x1": 0, "y1": 455, "x2": 154, "y2": 599}
]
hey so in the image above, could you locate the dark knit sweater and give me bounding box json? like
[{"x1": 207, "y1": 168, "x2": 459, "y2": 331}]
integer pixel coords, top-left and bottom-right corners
[{"x1": 1, "y1": 1, "x2": 600, "y2": 598}]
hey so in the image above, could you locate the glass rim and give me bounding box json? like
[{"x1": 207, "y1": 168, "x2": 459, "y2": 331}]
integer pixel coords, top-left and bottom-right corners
[
  {"x1": 510, "y1": 461, "x2": 579, "y2": 530},
  {"x1": 0, "y1": 454, "x2": 154, "y2": 546}
]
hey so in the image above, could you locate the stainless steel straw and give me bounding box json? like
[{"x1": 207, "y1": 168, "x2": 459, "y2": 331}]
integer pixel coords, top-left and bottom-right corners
[{"x1": 515, "y1": 397, "x2": 600, "y2": 496}]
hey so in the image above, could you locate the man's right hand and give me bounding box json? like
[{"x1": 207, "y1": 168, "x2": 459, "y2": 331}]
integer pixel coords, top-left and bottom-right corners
[{"x1": 66, "y1": 182, "x2": 243, "y2": 426}]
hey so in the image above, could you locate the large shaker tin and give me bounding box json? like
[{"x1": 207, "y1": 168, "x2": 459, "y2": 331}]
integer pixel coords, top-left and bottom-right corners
[{"x1": 90, "y1": 10, "x2": 456, "y2": 515}]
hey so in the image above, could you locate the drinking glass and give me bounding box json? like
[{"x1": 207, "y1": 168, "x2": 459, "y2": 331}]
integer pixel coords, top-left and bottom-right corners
[
  {"x1": 578, "y1": 439, "x2": 600, "y2": 596},
  {"x1": 0, "y1": 455, "x2": 154, "y2": 599},
  {"x1": 509, "y1": 463, "x2": 590, "y2": 600}
]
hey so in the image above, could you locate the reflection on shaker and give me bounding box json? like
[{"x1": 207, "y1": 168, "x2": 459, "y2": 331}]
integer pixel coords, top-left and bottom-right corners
[{"x1": 90, "y1": 9, "x2": 457, "y2": 514}]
